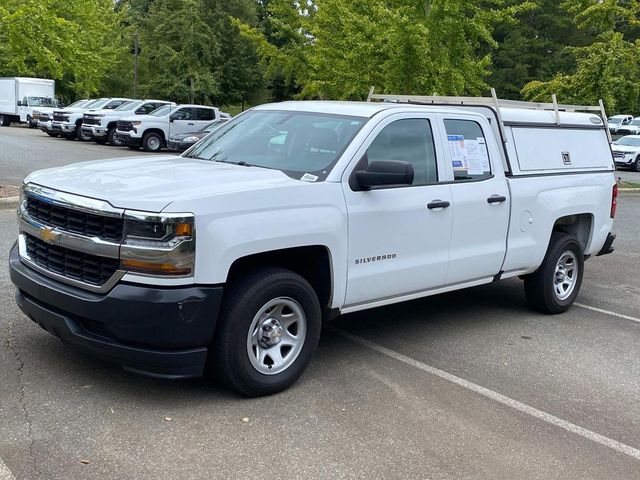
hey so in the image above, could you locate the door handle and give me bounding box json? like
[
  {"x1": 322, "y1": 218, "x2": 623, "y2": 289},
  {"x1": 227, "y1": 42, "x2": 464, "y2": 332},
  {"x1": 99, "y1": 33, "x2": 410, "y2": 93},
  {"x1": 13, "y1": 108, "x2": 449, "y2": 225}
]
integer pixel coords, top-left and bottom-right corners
[
  {"x1": 427, "y1": 200, "x2": 451, "y2": 210},
  {"x1": 487, "y1": 195, "x2": 507, "y2": 204},
  {"x1": 187, "y1": 123, "x2": 195, "y2": 126}
]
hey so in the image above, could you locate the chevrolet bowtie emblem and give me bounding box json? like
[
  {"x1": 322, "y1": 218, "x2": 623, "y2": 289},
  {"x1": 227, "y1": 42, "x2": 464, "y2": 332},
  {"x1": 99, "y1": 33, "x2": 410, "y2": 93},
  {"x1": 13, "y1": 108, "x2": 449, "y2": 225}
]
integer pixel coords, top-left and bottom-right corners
[{"x1": 40, "y1": 227, "x2": 60, "y2": 244}]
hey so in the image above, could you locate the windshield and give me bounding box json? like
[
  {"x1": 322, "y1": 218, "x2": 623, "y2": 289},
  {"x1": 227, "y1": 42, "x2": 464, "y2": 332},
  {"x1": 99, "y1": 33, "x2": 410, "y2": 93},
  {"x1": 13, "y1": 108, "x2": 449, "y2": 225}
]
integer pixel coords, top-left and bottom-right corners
[
  {"x1": 614, "y1": 137, "x2": 640, "y2": 147},
  {"x1": 150, "y1": 105, "x2": 171, "y2": 117},
  {"x1": 114, "y1": 101, "x2": 140, "y2": 111},
  {"x1": 29, "y1": 97, "x2": 56, "y2": 107},
  {"x1": 84, "y1": 98, "x2": 107, "y2": 109},
  {"x1": 610, "y1": 117, "x2": 624, "y2": 124},
  {"x1": 184, "y1": 110, "x2": 366, "y2": 180},
  {"x1": 67, "y1": 100, "x2": 88, "y2": 108}
]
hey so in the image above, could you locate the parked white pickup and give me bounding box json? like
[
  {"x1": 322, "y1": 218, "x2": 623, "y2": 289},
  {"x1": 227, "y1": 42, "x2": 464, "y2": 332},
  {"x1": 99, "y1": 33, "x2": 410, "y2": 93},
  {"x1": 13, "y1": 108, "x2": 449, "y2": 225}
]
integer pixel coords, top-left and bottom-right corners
[{"x1": 10, "y1": 94, "x2": 617, "y2": 396}]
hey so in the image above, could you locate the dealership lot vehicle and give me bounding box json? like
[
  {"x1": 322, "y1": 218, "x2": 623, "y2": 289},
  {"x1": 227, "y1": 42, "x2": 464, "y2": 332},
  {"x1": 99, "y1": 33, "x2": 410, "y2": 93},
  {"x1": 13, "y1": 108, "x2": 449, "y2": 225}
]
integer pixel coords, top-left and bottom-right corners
[
  {"x1": 2, "y1": 127, "x2": 639, "y2": 479},
  {"x1": 8, "y1": 94, "x2": 617, "y2": 397},
  {"x1": 115, "y1": 104, "x2": 221, "y2": 152},
  {"x1": 167, "y1": 118, "x2": 229, "y2": 152},
  {"x1": 0, "y1": 77, "x2": 56, "y2": 127},
  {"x1": 37, "y1": 99, "x2": 91, "y2": 137},
  {"x1": 81, "y1": 99, "x2": 174, "y2": 146},
  {"x1": 612, "y1": 135, "x2": 640, "y2": 171},
  {"x1": 608, "y1": 114, "x2": 634, "y2": 135},
  {"x1": 51, "y1": 97, "x2": 130, "y2": 141},
  {"x1": 616, "y1": 118, "x2": 640, "y2": 136}
]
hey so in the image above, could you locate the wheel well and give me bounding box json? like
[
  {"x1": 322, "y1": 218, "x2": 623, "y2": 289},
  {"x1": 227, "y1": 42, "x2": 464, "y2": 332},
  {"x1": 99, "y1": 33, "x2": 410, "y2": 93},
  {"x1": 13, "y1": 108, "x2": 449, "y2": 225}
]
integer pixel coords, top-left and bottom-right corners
[
  {"x1": 75, "y1": 118, "x2": 83, "y2": 126},
  {"x1": 553, "y1": 214, "x2": 593, "y2": 252},
  {"x1": 227, "y1": 246, "x2": 333, "y2": 310},
  {"x1": 107, "y1": 121, "x2": 117, "y2": 130},
  {"x1": 143, "y1": 128, "x2": 166, "y2": 142}
]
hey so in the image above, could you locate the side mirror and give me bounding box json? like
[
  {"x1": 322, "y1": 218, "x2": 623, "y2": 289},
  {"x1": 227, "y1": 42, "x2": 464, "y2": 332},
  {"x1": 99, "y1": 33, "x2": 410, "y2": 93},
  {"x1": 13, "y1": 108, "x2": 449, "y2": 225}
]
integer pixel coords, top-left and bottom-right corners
[
  {"x1": 17, "y1": 101, "x2": 22, "y2": 107},
  {"x1": 169, "y1": 115, "x2": 176, "y2": 122},
  {"x1": 355, "y1": 160, "x2": 414, "y2": 190}
]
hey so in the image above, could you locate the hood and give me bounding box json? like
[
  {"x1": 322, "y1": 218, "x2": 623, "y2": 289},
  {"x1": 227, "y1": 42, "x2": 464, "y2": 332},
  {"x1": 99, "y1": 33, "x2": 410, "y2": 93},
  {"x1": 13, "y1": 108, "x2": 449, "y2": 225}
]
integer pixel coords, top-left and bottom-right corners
[
  {"x1": 33, "y1": 107, "x2": 57, "y2": 114},
  {"x1": 24, "y1": 155, "x2": 301, "y2": 212},
  {"x1": 84, "y1": 108, "x2": 116, "y2": 116},
  {"x1": 612, "y1": 145, "x2": 640, "y2": 153}
]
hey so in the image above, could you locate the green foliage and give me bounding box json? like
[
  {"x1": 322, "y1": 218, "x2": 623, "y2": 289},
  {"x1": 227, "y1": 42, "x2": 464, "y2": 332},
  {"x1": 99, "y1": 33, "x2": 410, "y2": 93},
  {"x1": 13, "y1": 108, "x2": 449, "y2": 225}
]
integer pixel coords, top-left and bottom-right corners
[
  {"x1": 522, "y1": 0, "x2": 640, "y2": 114},
  {"x1": 0, "y1": 0, "x2": 127, "y2": 100}
]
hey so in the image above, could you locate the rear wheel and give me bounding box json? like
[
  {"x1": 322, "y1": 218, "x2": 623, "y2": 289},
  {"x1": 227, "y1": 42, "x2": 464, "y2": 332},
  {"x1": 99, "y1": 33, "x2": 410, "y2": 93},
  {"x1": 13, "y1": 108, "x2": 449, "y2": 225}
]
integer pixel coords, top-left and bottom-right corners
[
  {"x1": 211, "y1": 267, "x2": 322, "y2": 396},
  {"x1": 634, "y1": 156, "x2": 640, "y2": 172},
  {"x1": 142, "y1": 132, "x2": 163, "y2": 152},
  {"x1": 0, "y1": 115, "x2": 9, "y2": 126},
  {"x1": 107, "y1": 127, "x2": 122, "y2": 146},
  {"x1": 524, "y1": 232, "x2": 584, "y2": 314}
]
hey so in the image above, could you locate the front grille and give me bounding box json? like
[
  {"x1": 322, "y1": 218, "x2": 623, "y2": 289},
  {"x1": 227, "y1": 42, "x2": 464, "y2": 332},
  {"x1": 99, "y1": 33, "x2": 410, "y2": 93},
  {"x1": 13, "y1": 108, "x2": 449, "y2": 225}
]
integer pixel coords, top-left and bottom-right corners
[
  {"x1": 83, "y1": 115, "x2": 100, "y2": 126},
  {"x1": 117, "y1": 121, "x2": 133, "y2": 132},
  {"x1": 40, "y1": 113, "x2": 50, "y2": 122},
  {"x1": 25, "y1": 196, "x2": 124, "y2": 242},
  {"x1": 53, "y1": 112, "x2": 68, "y2": 122},
  {"x1": 613, "y1": 152, "x2": 625, "y2": 159},
  {"x1": 25, "y1": 234, "x2": 119, "y2": 287}
]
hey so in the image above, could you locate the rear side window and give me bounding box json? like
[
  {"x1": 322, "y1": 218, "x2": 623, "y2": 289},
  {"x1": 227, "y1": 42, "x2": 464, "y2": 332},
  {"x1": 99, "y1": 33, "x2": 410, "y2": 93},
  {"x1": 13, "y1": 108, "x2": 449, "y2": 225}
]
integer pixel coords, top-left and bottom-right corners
[
  {"x1": 366, "y1": 119, "x2": 438, "y2": 186},
  {"x1": 444, "y1": 119, "x2": 491, "y2": 181},
  {"x1": 171, "y1": 108, "x2": 195, "y2": 120},
  {"x1": 105, "y1": 100, "x2": 127, "y2": 109},
  {"x1": 196, "y1": 108, "x2": 215, "y2": 121},
  {"x1": 136, "y1": 103, "x2": 159, "y2": 115}
]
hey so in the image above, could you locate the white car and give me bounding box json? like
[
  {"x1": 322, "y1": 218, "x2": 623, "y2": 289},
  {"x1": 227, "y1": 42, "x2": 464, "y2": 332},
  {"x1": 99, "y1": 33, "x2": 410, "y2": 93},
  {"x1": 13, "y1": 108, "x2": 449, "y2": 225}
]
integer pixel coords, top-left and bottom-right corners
[
  {"x1": 614, "y1": 118, "x2": 640, "y2": 136},
  {"x1": 36, "y1": 99, "x2": 90, "y2": 137},
  {"x1": 611, "y1": 135, "x2": 640, "y2": 171},
  {"x1": 608, "y1": 114, "x2": 634, "y2": 134},
  {"x1": 81, "y1": 99, "x2": 174, "y2": 146},
  {"x1": 10, "y1": 97, "x2": 617, "y2": 396},
  {"x1": 115, "y1": 104, "x2": 221, "y2": 152},
  {"x1": 51, "y1": 98, "x2": 131, "y2": 140}
]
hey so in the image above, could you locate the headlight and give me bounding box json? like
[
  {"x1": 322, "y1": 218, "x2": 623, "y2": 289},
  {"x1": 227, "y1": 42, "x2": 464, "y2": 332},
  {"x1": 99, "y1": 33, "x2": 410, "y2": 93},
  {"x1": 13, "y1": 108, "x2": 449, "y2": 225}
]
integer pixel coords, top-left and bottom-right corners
[
  {"x1": 120, "y1": 212, "x2": 195, "y2": 277},
  {"x1": 182, "y1": 136, "x2": 201, "y2": 143},
  {"x1": 131, "y1": 121, "x2": 142, "y2": 126}
]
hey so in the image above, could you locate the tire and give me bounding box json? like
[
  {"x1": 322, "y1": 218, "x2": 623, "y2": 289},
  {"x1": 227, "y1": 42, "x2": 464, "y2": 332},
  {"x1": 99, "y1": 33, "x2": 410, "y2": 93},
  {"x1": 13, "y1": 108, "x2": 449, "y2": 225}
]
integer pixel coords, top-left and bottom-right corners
[
  {"x1": 107, "y1": 127, "x2": 122, "y2": 146},
  {"x1": 211, "y1": 267, "x2": 322, "y2": 397},
  {"x1": 27, "y1": 116, "x2": 36, "y2": 128},
  {"x1": 142, "y1": 132, "x2": 163, "y2": 152},
  {"x1": 634, "y1": 156, "x2": 640, "y2": 172},
  {"x1": 76, "y1": 126, "x2": 91, "y2": 141},
  {"x1": 0, "y1": 115, "x2": 9, "y2": 126},
  {"x1": 524, "y1": 232, "x2": 584, "y2": 314}
]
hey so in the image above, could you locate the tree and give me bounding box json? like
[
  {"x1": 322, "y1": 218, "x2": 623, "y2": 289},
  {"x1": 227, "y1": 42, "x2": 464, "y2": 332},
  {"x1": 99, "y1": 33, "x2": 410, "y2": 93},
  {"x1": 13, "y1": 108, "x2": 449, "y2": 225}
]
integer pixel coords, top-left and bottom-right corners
[
  {"x1": 522, "y1": 0, "x2": 640, "y2": 114},
  {"x1": 238, "y1": 0, "x2": 533, "y2": 100},
  {"x1": 0, "y1": 0, "x2": 127, "y2": 100}
]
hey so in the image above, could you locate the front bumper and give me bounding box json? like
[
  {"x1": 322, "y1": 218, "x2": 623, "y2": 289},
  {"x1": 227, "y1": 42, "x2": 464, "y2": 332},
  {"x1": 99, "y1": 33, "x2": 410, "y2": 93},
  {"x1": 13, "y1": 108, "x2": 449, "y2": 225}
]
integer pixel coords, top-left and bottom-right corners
[
  {"x1": 167, "y1": 139, "x2": 196, "y2": 152},
  {"x1": 81, "y1": 125, "x2": 108, "y2": 138},
  {"x1": 9, "y1": 244, "x2": 224, "y2": 378},
  {"x1": 51, "y1": 122, "x2": 77, "y2": 134},
  {"x1": 115, "y1": 131, "x2": 142, "y2": 147},
  {"x1": 38, "y1": 121, "x2": 52, "y2": 132}
]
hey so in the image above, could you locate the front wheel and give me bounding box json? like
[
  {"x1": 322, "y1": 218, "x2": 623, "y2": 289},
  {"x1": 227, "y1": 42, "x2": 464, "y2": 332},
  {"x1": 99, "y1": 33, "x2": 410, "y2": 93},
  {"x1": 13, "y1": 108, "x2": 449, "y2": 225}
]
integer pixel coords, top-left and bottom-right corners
[
  {"x1": 211, "y1": 267, "x2": 322, "y2": 396},
  {"x1": 107, "y1": 127, "x2": 122, "y2": 146},
  {"x1": 524, "y1": 232, "x2": 584, "y2": 314},
  {"x1": 27, "y1": 116, "x2": 36, "y2": 128},
  {"x1": 634, "y1": 156, "x2": 640, "y2": 172},
  {"x1": 142, "y1": 132, "x2": 163, "y2": 152}
]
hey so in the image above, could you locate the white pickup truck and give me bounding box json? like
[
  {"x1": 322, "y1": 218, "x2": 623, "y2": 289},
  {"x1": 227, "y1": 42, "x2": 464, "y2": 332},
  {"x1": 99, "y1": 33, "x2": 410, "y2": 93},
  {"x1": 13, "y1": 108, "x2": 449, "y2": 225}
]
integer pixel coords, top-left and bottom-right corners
[
  {"x1": 115, "y1": 104, "x2": 221, "y2": 152},
  {"x1": 51, "y1": 98, "x2": 131, "y2": 140},
  {"x1": 81, "y1": 99, "x2": 173, "y2": 146},
  {"x1": 9, "y1": 94, "x2": 617, "y2": 396}
]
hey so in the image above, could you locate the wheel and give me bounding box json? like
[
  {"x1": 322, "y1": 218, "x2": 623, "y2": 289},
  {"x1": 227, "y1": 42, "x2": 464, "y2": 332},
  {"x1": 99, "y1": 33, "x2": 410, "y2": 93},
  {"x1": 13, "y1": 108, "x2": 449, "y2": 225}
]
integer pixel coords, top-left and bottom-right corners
[
  {"x1": 142, "y1": 132, "x2": 163, "y2": 152},
  {"x1": 107, "y1": 127, "x2": 122, "y2": 146},
  {"x1": 27, "y1": 115, "x2": 36, "y2": 128},
  {"x1": 524, "y1": 232, "x2": 584, "y2": 314},
  {"x1": 211, "y1": 267, "x2": 322, "y2": 396},
  {"x1": 634, "y1": 156, "x2": 640, "y2": 172},
  {"x1": 76, "y1": 126, "x2": 91, "y2": 141},
  {"x1": 0, "y1": 115, "x2": 9, "y2": 126}
]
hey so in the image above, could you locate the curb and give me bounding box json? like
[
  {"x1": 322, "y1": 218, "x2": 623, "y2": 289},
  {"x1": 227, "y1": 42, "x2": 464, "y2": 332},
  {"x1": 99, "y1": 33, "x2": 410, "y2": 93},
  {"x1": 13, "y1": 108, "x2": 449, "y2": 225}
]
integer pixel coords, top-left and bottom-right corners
[{"x1": 0, "y1": 196, "x2": 19, "y2": 210}]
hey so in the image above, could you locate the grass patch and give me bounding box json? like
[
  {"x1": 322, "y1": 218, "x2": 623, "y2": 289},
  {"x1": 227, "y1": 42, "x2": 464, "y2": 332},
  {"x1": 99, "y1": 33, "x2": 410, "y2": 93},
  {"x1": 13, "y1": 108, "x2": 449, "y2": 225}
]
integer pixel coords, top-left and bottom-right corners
[{"x1": 618, "y1": 180, "x2": 640, "y2": 189}]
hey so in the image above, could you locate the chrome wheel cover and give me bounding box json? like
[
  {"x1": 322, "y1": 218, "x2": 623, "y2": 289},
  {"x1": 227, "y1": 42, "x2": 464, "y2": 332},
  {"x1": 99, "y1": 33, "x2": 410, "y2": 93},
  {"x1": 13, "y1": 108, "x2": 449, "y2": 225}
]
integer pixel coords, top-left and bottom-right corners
[{"x1": 554, "y1": 250, "x2": 578, "y2": 301}]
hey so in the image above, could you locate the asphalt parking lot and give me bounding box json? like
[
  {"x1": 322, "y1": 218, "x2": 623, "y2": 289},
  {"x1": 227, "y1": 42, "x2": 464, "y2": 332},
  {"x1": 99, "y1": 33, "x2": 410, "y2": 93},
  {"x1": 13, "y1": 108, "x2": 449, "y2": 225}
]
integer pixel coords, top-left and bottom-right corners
[{"x1": 1, "y1": 126, "x2": 640, "y2": 479}]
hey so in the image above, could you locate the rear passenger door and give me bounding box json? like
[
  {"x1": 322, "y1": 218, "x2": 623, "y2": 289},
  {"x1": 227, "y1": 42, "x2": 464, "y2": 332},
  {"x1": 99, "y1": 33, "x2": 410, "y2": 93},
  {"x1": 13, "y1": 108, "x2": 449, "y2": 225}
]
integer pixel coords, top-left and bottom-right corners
[
  {"x1": 195, "y1": 108, "x2": 216, "y2": 129},
  {"x1": 343, "y1": 114, "x2": 453, "y2": 307},
  {"x1": 441, "y1": 117, "x2": 510, "y2": 284}
]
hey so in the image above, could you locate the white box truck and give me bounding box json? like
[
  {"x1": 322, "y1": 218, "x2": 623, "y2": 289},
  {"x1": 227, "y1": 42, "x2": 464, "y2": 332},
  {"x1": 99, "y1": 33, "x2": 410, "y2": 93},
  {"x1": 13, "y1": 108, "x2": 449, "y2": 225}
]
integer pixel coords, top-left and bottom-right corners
[{"x1": 0, "y1": 77, "x2": 56, "y2": 127}]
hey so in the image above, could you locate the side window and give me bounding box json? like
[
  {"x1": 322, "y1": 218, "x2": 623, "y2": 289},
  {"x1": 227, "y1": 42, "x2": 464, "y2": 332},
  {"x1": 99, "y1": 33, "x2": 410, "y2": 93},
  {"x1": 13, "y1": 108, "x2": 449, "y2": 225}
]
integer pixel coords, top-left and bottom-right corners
[
  {"x1": 366, "y1": 119, "x2": 438, "y2": 186},
  {"x1": 22, "y1": 97, "x2": 28, "y2": 106},
  {"x1": 105, "y1": 100, "x2": 125, "y2": 109},
  {"x1": 444, "y1": 119, "x2": 491, "y2": 181},
  {"x1": 196, "y1": 108, "x2": 215, "y2": 121},
  {"x1": 136, "y1": 103, "x2": 157, "y2": 115},
  {"x1": 172, "y1": 108, "x2": 194, "y2": 121}
]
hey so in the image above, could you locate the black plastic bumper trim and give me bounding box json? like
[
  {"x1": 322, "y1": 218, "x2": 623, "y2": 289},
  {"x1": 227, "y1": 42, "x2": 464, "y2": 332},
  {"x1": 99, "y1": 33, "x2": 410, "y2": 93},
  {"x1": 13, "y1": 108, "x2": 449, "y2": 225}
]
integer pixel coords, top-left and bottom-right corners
[{"x1": 596, "y1": 232, "x2": 616, "y2": 256}]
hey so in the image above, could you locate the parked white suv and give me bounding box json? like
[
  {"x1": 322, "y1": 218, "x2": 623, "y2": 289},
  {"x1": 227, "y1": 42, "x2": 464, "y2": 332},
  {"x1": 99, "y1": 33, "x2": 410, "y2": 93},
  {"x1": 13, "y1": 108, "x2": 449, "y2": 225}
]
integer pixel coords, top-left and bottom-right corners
[
  {"x1": 10, "y1": 96, "x2": 617, "y2": 396},
  {"x1": 51, "y1": 98, "x2": 130, "y2": 140},
  {"x1": 611, "y1": 135, "x2": 640, "y2": 171},
  {"x1": 81, "y1": 100, "x2": 173, "y2": 146},
  {"x1": 115, "y1": 104, "x2": 221, "y2": 152}
]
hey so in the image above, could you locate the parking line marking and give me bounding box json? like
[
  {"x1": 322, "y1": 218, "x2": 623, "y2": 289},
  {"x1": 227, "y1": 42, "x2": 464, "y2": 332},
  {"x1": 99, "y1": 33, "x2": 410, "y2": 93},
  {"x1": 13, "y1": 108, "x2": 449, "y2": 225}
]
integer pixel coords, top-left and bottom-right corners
[
  {"x1": 329, "y1": 326, "x2": 640, "y2": 461},
  {"x1": 575, "y1": 303, "x2": 640, "y2": 324},
  {"x1": 0, "y1": 458, "x2": 15, "y2": 480}
]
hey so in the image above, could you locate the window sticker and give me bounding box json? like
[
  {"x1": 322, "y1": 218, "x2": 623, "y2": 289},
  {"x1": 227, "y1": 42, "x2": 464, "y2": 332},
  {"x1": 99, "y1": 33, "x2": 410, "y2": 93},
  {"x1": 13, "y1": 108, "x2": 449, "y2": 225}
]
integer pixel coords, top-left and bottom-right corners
[
  {"x1": 465, "y1": 137, "x2": 490, "y2": 175},
  {"x1": 448, "y1": 135, "x2": 468, "y2": 171}
]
